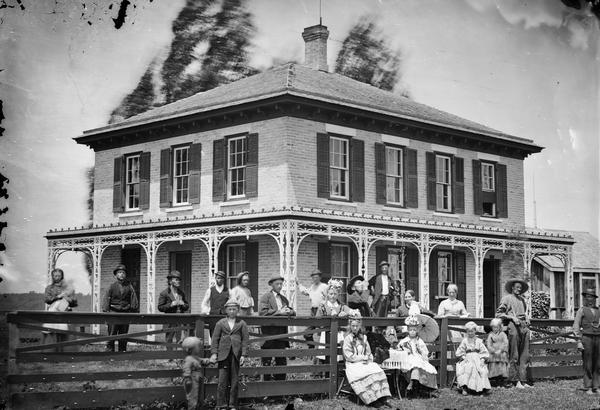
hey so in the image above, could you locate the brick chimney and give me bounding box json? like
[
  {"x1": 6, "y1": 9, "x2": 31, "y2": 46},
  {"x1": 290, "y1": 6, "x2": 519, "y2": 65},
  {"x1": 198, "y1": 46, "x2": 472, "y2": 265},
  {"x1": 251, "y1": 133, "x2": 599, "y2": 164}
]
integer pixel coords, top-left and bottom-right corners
[{"x1": 302, "y1": 24, "x2": 329, "y2": 72}]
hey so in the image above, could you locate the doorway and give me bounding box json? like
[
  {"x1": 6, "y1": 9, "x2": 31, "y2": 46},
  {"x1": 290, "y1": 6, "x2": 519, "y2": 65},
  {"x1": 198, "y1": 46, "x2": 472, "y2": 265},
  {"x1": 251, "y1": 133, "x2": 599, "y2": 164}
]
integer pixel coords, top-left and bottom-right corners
[
  {"x1": 483, "y1": 258, "x2": 500, "y2": 318},
  {"x1": 121, "y1": 247, "x2": 141, "y2": 303},
  {"x1": 169, "y1": 251, "x2": 192, "y2": 301}
]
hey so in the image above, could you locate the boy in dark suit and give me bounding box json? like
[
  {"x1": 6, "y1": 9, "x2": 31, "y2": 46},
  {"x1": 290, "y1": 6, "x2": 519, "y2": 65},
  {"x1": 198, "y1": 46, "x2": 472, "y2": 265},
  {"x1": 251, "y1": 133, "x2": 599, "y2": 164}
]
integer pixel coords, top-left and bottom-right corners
[
  {"x1": 259, "y1": 275, "x2": 296, "y2": 381},
  {"x1": 210, "y1": 300, "x2": 249, "y2": 409}
]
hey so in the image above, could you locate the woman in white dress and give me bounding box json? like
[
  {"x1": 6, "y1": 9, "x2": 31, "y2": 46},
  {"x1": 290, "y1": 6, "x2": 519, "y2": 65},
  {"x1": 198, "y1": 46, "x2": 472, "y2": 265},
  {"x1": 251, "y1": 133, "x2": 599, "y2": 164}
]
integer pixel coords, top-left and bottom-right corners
[
  {"x1": 228, "y1": 271, "x2": 254, "y2": 316},
  {"x1": 343, "y1": 315, "x2": 391, "y2": 407},
  {"x1": 455, "y1": 321, "x2": 491, "y2": 394},
  {"x1": 437, "y1": 283, "x2": 469, "y2": 344}
]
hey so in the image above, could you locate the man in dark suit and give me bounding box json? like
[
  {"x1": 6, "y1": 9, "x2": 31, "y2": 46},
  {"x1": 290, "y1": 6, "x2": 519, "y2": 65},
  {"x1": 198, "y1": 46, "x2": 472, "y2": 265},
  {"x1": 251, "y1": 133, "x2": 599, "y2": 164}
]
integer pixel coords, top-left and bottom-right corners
[
  {"x1": 157, "y1": 270, "x2": 190, "y2": 348},
  {"x1": 259, "y1": 275, "x2": 296, "y2": 381},
  {"x1": 102, "y1": 264, "x2": 139, "y2": 352},
  {"x1": 368, "y1": 260, "x2": 396, "y2": 318}
]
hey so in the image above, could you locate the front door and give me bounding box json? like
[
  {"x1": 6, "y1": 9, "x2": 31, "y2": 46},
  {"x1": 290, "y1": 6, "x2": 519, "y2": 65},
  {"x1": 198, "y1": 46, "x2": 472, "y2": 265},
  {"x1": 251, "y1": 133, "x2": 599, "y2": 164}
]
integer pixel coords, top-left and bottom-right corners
[
  {"x1": 483, "y1": 259, "x2": 500, "y2": 318},
  {"x1": 169, "y1": 251, "x2": 192, "y2": 302}
]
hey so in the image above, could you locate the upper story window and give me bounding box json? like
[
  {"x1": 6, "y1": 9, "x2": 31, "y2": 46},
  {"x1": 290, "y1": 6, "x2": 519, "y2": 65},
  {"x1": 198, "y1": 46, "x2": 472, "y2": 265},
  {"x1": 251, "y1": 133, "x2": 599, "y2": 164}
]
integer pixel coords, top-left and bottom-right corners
[
  {"x1": 385, "y1": 146, "x2": 404, "y2": 205},
  {"x1": 329, "y1": 137, "x2": 349, "y2": 200},
  {"x1": 228, "y1": 135, "x2": 248, "y2": 199},
  {"x1": 482, "y1": 163, "x2": 495, "y2": 192},
  {"x1": 125, "y1": 155, "x2": 140, "y2": 210},
  {"x1": 173, "y1": 146, "x2": 190, "y2": 205},
  {"x1": 435, "y1": 155, "x2": 452, "y2": 212}
]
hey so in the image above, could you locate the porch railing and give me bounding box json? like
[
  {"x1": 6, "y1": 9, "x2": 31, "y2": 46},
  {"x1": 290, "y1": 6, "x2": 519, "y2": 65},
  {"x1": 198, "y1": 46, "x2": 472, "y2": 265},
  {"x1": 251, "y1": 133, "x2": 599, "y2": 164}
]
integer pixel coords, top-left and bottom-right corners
[{"x1": 5, "y1": 312, "x2": 582, "y2": 409}]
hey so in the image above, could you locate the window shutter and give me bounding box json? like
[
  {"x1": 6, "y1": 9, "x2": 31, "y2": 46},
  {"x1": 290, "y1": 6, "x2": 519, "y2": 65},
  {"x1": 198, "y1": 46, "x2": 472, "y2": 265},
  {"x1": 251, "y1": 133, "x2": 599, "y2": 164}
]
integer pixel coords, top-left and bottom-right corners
[
  {"x1": 496, "y1": 163, "x2": 508, "y2": 218},
  {"x1": 350, "y1": 246, "x2": 359, "y2": 277},
  {"x1": 405, "y1": 247, "x2": 419, "y2": 294},
  {"x1": 212, "y1": 139, "x2": 226, "y2": 202},
  {"x1": 472, "y1": 160, "x2": 482, "y2": 215},
  {"x1": 455, "y1": 251, "x2": 466, "y2": 309},
  {"x1": 350, "y1": 138, "x2": 364, "y2": 202},
  {"x1": 317, "y1": 241, "x2": 331, "y2": 282},
  {"x1": 404, "y1": 148, "x2": 418, "y2": 208},
  {"x1": 112, "y1": 156, "x2": 124, "y2": 212},
  {"x1": 428, "y1": 250, "x2": 439, "y2": 311},
  {"x1": 245, "y1": 241, "x2": 259, "y2": 311},
  {"x1": 453, "y1": 156, "x2": 464, "y2": 214},
  {"x1": 188, "y1": 143, "x2": 202, "y2": 204},
  {"x1": 426, "y1": 152, "x2": 436, "y2": 210},
  {"x1": 316, "y1": 133, "x2": 330, "y2": 198},
  {"x1": 375, "y1": 142, "x2": 386, "y2": 204},
  {"x1": 245, "y1": 133, "x2": 259, "y2": 198},
  {"x1": 574, "y1": 272, "x2": 580, "y2": 309},
  {"x1": 139, "y1": 152, "x2": 151, "y2": 210},
  {"x1": 159, "y1": 148, "x2": 172, "y2": 208}
]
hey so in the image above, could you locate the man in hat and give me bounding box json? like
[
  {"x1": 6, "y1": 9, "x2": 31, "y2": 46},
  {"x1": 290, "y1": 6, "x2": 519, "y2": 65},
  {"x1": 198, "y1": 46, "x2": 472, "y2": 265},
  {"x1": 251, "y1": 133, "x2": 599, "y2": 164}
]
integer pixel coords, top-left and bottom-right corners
[
  {"x1": 201, "y1": 270, "x2": 229, "y2": 336},
  {"x1": 259, "y1": 275, "x2": 296, "y2": 381},
  {"x1": 574, "y1": 288, "x2": 600, "y2": 394},
  {"x1": 102, "y1": 264, "x2": 139, "y2": 352},
  {"x1": 158, "y1": 270, "x2": 190, "y2": 348},
  {"x1": 368, "y1": 260, "x2": 396, "y2": 317},
  {"x1": 496, "y1": 278, "x2": 531, "y2": 388}
]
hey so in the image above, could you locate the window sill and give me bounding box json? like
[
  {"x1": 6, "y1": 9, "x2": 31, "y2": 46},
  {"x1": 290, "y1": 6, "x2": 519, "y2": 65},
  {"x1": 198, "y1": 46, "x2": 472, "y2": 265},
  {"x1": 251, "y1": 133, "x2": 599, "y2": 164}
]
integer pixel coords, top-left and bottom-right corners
[
  {"x1": 433, "y1": 212, "x2": 459, "y2": 219},
  {"x1": 383, "y1": 206, "x2": 411, "y2": 213},
  {"x1": 220, "y1": 199, "x2": 250, "y2": 207},
  {"x1": 118, "y1": 211, "x2": 143, "y2": 218},
  {"x1": 325, "y1": 200, "x2": 357, "y2": 207},
  {"x1": 480, "y1": 217, "x2": 503, "y2": 223},
  {"x1": 165, "y1": 205, "x2": 194, "y2": 213}
]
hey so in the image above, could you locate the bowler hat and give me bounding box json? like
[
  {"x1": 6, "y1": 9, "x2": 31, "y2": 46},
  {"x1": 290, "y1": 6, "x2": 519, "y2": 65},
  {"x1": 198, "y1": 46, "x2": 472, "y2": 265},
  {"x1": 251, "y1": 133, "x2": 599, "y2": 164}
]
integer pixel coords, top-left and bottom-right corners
[
  {"x1": 504, "y1": 278, "x2": 529, "y2": 294},
  {"x1": 347, "y1": 275, "x2": 365, "y2": 294},
  {"x1": 310, "y1": 269, "x2": 322, "y2": 277},
  {"x1": 379, "y1": 260, "x2": 390, "y2": 267},
  {"x1": 113, "y1": 264, "x2": 127, "y2": 275},
  {"x1": 167, "y1": 270, "x2": 182, "y2": 280},
  {"x1": 268, "y1": 275, "x2": 285, "y2": 285},
  {"x1": 582, "y1": 288, "x2": 599, "y2": 298},
  {"x1": 215, "y1": 270, "x2": 226, "y2": 279}
]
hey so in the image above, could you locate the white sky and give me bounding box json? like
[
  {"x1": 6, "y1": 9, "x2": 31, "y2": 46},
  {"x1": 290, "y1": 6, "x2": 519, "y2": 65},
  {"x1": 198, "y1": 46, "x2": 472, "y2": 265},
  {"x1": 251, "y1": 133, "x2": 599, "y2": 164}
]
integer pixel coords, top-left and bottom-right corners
[{"x1": 0, "y1": 0, "x2": 598, "y2": 294}]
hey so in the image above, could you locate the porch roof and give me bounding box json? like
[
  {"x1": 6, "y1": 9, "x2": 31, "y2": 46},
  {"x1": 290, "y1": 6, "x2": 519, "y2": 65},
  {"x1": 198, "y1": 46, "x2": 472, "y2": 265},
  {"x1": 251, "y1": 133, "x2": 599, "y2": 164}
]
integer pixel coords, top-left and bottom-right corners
[
  {"x1": 534, "y1": 231, "x2": 599, "y2": 272},
  {"x1": 46, "y1": 206, "x2": 573, "y2": 244}
]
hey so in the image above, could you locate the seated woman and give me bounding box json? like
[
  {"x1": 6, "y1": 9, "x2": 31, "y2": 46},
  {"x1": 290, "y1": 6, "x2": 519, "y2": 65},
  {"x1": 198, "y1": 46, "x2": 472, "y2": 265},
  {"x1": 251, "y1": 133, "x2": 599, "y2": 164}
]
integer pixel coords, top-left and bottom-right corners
[
  {"x1": 343, "y1": 314, "x2": 391, "y2": 407},
  {"x1": 398, "y1": 315, "x2": 438, "y2": 393},
  {"x1": 347, "y1": 275, "x2": 372, "y2": 318},
  {"x1": 456, "y1": 321, "x2": 491, "y2": 395},
  {"x1": 437, "y1": 283, "x2": 469, "y2": 344},
  {"x1": 396, "y1": 290, "x2": 434, "y2": 318}
]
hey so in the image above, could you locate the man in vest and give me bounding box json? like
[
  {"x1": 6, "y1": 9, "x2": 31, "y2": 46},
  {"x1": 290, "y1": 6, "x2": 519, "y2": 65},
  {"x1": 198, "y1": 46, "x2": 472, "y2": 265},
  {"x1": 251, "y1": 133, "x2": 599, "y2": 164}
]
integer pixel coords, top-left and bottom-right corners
[
  {"x1": 102, "y1": 264, "x2": 139, "y2": 352},
  {"x1": 201, "y1": 271, "x2": 230, "y2": 335},
  {"x1": 157, "y1": 270, "x2": 190, "y2": 348},
  {"x1": 368, "y1": 260, "x2": 396, "y2": 317},
  {"x1": 574, "y1": 288, "x2": 600, "y2": 394}
]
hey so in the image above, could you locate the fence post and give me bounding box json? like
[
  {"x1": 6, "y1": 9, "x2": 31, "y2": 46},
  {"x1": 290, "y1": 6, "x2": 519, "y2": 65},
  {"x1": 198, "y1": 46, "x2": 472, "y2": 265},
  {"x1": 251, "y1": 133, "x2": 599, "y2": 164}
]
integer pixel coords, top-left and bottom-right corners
[
  {"x1": 439, "y1": 317, "x2": 448, "y2": 387},
  {"x1": 328, "y1": 317, "x2": 339, "y2": 399},
  {"x1": 194, "y1": 316, "x2": 205, "y2": 340},
  {"x1": 8, "y1": 319, "x2": 19, "y2": 409}
]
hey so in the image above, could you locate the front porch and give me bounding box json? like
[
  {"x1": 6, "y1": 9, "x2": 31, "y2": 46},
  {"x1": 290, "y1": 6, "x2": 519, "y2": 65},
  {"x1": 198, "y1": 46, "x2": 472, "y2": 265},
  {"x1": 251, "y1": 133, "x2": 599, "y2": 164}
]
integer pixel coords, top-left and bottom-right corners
[{"x1": 46, "y1": 206, "x2": 575, "y2": 323}]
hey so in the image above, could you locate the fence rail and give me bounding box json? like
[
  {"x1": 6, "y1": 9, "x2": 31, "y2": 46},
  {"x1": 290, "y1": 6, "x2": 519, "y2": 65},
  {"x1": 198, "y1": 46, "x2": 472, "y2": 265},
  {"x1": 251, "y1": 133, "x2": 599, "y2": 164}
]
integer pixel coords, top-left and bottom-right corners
[{"x1": 5, "y1": 311, "x2": 582, "y2": 409}]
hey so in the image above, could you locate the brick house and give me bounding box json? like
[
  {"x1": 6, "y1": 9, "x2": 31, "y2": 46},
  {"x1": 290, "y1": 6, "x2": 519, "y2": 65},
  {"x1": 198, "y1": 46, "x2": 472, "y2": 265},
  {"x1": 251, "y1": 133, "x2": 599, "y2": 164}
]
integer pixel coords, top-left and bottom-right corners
[{"x1": 46, "y1": 24, "x2": 575, "y2": 323}]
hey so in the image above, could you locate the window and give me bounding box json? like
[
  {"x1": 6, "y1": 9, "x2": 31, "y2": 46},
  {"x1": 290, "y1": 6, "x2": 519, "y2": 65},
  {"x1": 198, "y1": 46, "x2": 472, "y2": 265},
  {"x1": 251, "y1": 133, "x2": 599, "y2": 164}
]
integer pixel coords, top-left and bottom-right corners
[
  {"x1": 385, "y1": 146, "x2": 404, "y2": 205},
  {"x1": 226, "y1": 244, "x2": 246, "y2": 289},
  {"x1": 125, "y1": 155, "x2": 140, "y2": 210},
  {"x1": 228, "y1": 136, "x2": 247, "y2": 198},
  {"x1": 436, "y1": 155, "x2": 452, "y2": 212},
  {"x1": 437, "y1": 251, "x2": 453, "y2": 298},
  {"x1": 580, "y1": 274, "x2": 599, "y2": 307},
  {"x1": 173, "y1": 146, "x2": 190, "y2": 205},
  {"x1": 330, "y1": 243, "x2": 351, "y2": 302},
  {"x1": 482, "y1": 163, "x2": 495, "y2": 192},
  {"x1": 329, "y1": 137, "x2": 349, "y2": 199}
]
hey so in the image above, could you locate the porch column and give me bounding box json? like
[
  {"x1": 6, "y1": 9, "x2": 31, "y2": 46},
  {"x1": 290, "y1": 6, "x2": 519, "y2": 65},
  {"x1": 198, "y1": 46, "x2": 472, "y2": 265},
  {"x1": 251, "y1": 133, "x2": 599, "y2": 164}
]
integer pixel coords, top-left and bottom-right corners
[
  {"x1": 206, "y1": 227, "x2": 222, "y2": 287},
  {"x1": 90, "y1": 241, "x2": 104, "y2": 334},
  {"x1": 521, "y1": 243, "x2": 534, "y2": 317},
  {"x1": 353, "y1": 227, "x2": 370, "y2": 279},
  {"x1": 472, "y1": 239, "x2": 486, "y2": 318},
  {"x1": 564, "y1": 248, "x2": 574, "y2": 319},
  {"x1": 274, "y1": 221, "x2": 303, "y2": 310},
  {"x1": 142, "y1": 234, "x2": 159, "y2": 338},
  {"x1": 418, "y1": 234, "x2": 431, "y2": 309}
]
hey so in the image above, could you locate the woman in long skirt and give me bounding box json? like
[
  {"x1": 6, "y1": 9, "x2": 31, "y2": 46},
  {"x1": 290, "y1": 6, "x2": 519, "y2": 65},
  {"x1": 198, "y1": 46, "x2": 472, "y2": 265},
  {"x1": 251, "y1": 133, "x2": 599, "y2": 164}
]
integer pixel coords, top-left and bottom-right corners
[
  {"x1": 343, "y1": 315, "x2": 391, "y2": 407},
  {"x1": 456, "y1": 321, "x2": 491, "y2": 394},
  {"x1": 398, "y1": 315, "x2": 438, "y2": 391}
]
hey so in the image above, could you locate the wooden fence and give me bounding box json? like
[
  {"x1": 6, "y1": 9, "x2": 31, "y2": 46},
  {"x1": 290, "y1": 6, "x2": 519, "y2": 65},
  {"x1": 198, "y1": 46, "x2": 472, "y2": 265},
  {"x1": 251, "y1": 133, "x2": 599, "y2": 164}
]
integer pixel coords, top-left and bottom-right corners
[{"x1": 5, "y1": 312, "x2": 582, "y2": 409}]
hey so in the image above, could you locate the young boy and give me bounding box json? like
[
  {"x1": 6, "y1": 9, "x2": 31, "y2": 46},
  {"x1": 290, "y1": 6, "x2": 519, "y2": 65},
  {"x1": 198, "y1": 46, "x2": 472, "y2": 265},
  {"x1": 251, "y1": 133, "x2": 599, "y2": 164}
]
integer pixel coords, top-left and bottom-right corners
[
  {"x1": 210, "y1": 299, "x2": 249, "y2": 410},
  {"x1": 182, "y1": 336, "x2": 210, "y2": 410}
]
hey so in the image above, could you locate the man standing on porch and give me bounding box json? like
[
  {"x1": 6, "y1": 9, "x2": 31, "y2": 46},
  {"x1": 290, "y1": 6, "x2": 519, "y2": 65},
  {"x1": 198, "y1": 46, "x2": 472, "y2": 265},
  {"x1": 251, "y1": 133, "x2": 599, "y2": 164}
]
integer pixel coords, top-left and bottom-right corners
[
  {"x1": 102, "y1": 264, "x2": 139, "y2": 352},
  {"x1": 201, "y1": 270, "x2": 229, "y2": 335},
  {"x1": 259, "y1": 276, "x2": 296, "y2": 381},
  {"x1": 157, "y1": 270, "x2": 190, "y2": 348},
  {"x1": 368, "y1": 261, "x2": 396, "y2": 317},
  {"x1": 496, "y1": 278, "x2": 532, "y2": 388}
]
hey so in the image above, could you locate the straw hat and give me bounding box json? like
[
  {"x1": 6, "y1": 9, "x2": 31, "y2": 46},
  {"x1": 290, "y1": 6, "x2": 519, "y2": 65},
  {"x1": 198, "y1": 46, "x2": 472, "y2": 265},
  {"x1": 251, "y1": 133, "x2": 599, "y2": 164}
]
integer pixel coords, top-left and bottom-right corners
[{"x1": 504, "y1": 278, "x2": 529, "y2": 294}]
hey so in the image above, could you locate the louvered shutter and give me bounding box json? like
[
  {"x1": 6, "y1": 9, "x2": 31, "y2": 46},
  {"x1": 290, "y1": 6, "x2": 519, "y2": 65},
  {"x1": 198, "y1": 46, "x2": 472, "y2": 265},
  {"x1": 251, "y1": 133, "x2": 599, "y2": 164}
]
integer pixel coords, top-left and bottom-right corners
[
  {"x1": 473, "y1": 160, "x2": 482, "y2": 215},
  {"x1": 375, "y1": 142, "x2": 386, "y2": 204},
  {"x1": 245, "y1": 133, "x2": 258, "y2": 198},
  {"x1": 351, "y1": 139, "x2": 365, "y2": 202},
  {"x1": 496, "y1": 163, "x2": 508, "y2": 218},
  {"x1": 317, "y1": 242, "x2": 331, "y2": 282},
  {"x1": 405, "y1": 148, "x2": 418, "y2": 208},
  {"x1": 317, "y1": 133, "x2": 330, "y2": 198},
  {"x1": 429, "y1": 250, "x2": 439, "y2": 311},
  {"x1": 245, "y1": 241, "x2": 259, "y2": 311},
  {"x1": 159, "y1": 148, "x2": 172, "y2": 208},
  {"x1": 113, "y1": 156, "x2": 124, "y2": 212},
  {"x1": 455, "y1": 251, "x2": 467, "y2": 309},
  {"x1": 212, "y1": 139, "x2": 226, "y2": 202},
  {"x1": 405, "y1": 247, "x2": 419, "y2": 295},
  {"x1": 139, "y1": 152, "x2": 151, "y2": 210},
  {"x1": 453, "y1": 157, "x2": 464, "y2": 214},
  {"x1": 188, "y1": 143, "x2": 202, "y2": 204},
  {"x1": 426, "y1": 152, "x2": 437, "y2": 210}
]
